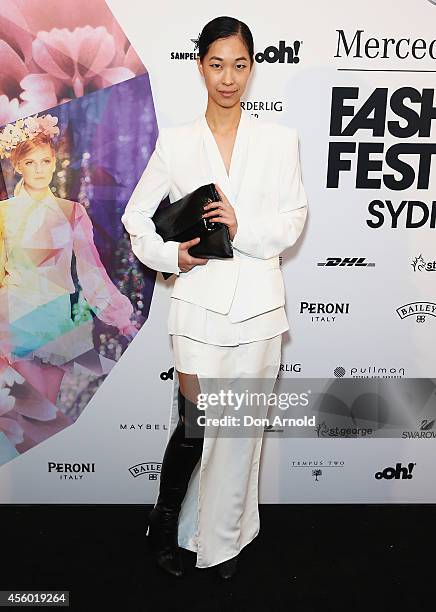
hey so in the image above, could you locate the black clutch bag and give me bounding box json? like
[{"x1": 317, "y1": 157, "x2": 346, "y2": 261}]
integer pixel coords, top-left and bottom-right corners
[{"x1": 152, "y1": 183, "x2": 233, "y2": 280}]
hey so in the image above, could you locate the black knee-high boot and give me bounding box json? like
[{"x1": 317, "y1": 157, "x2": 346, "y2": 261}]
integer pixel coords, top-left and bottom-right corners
[{"x1": 147, "y1": 387, "x2": 204, "y2": 577}]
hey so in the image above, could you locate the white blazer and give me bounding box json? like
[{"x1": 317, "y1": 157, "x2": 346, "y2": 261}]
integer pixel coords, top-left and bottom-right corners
[{"x1": 121, "y1": 109, "x2": 308, "y2": 323}]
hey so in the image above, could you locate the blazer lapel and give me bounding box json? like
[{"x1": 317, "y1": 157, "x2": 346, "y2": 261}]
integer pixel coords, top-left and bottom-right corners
[{"x1": 200, "y1": 109, "x2": 251, "y2": 206}]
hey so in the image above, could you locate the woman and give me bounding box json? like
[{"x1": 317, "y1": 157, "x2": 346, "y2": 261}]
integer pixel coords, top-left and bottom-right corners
[
  {"x1": 0, "y1": 114, "x2": 138, "y2": 451},
  {"x1": 121, "y1": 16, "x2": 308, "y2": 579}
]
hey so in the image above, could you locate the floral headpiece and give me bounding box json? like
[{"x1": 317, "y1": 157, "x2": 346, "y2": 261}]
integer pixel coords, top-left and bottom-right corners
[{"x1": 0, "y1": 114, "x2": 60, "y2": 160}]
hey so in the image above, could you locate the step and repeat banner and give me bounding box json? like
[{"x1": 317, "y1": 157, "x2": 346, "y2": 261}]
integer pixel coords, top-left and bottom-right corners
[{"x1": 0, "y1": 0, "x2": 435, "y2": 502}]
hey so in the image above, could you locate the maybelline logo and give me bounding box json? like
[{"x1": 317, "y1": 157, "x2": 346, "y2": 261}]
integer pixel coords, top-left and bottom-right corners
[
  {"x1": 402, "y1": 418, "x2": 436, "y2": 439},
  {"x1": 120, "y1": 423, "x2": 168, "y2": 431},
  {"x1": 411, "y1": 254, "x2": 436, "y2": 272},
  {"x1": 315, "y1": 421, "x2": 373, "y2": 437},
  {"x1": 335, "y1": 29, "x2": 436, "y2": 60},
  {"x1": 375, "y1": 462, "x2": 416, "y2": 480},
  {"x1": 300, "y1": 302, "x2": 350, "y2": 323},
  {"x1": 47, "y1": 462, "x2": 95, "y2": 480},
  {"x1": 255, "y1": 40, "x2": 301, "y2": 64},
  {"x1": 396, "y1": 302, "x2": 436, "y2": 322},
  {"x1": 129, "y1": 462, "x2": 162, "y2": 480},
  {"x1": 317, "y1": 257, "x2": 375, "y2": 267},
  {"x1": 333, "y1": 365, "x2": 406, "y2": 378}
]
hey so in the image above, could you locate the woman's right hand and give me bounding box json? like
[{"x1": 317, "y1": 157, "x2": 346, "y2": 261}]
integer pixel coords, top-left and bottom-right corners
[{"x1": 178, "y1": 237, "x2": 208, "y2": 273}]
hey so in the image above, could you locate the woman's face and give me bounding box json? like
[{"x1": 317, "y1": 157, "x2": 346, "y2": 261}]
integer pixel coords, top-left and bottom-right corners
[
  {"x1": 197, "y1": 35, "x2": 252, "y2": 108},
  {"x1": 15, "y1": 144, "x2": 56, "y2": 191}
]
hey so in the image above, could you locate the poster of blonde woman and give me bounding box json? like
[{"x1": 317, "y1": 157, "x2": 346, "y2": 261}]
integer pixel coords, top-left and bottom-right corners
[
  {"x1": 0, "y1": 112, "x2": 142, "y2": 456},
  {"x1": 0, "y1": 0, "x2": 162, "y2": 463}
]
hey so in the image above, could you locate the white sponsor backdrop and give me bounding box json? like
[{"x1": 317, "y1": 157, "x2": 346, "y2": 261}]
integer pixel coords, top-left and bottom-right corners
[{"x1": 1, "y1": 0, "x2": 435, "y2": 503}]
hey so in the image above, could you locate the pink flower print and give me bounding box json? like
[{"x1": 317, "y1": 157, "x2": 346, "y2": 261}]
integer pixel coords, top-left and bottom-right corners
[
  {"x1": 35, "y1": 114, "x2": 59, "y2": 137},
  {"x1": 0, "y1": 39, "x2": 28, "y2": 106},
  {"x1": 0, "y1": 1, "x2": 33, "y2": 65},
  {"x1": 0, "y1": 416, "x2": 24, "y2": 445},
  {"x1": 0, "y1": 366, "x2": 24, "y2": 445},
  {"x1": 0, "y1": 95, "x2": 20, "y2": 126},
  {"x1": 31, "y1": 25, "x2": 135, "y2": 99}
]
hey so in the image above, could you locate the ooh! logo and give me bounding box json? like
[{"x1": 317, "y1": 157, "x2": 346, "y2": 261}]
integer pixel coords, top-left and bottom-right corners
[
  {"x1": 255, "y1": 41, "x2": 301, "y2": 64},
  {"x1": 375, "y1": 462, "x2": 416, "y2": 480}
]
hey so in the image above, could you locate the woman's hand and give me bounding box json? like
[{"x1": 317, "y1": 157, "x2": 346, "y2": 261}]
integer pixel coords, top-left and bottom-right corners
[
  {"x1": 178, "y1": 237, "x2": 209, "y2": 273},
  {"x1": 202, "y1": 184, "x2": 238, "y2": 240}
]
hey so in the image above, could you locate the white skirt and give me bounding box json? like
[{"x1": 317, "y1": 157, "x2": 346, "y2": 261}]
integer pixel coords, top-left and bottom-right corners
[{"x1": 161, "y1": 332, "x2": 282, "y2": 568}]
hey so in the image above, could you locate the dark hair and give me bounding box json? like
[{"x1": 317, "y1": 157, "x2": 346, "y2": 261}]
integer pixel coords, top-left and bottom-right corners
[{"x1": 195, "y1": 16, "x2": 254, "y2": 65}]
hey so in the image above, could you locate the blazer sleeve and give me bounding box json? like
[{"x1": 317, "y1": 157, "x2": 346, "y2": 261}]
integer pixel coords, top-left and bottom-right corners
[
  {"x1": 121, "y1": 128, "x2": 181, "y2": 276},
  {"x1": 231, "y1": 128, "x2": 308, "y2": 259}
]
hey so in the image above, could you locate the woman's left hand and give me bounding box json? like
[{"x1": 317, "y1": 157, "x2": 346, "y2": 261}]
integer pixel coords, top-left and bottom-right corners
[{"x1": 202, "y1": 184, "x2": 238, "y2": 241}]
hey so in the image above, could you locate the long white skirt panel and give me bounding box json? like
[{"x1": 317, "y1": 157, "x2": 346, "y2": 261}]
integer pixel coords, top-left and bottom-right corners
[{"x1": 147, "y1": 333, "x2": 282, "y2": 569}]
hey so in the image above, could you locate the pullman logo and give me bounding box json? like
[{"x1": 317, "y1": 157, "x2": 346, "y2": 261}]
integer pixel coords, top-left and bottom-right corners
[
  {"x1": 375, "y1": 462, "x2": 416, "y2": 480},
  {"x1": 334, "y1": 365, "x2": 405, "y2": 378},
  {"x1": 129, "y1": 462, "x2": 162, "y2": 480},
  {"x1": 317, "y1": 257, "x2": 375, "y2": 267},
  {"x1": 255, "y1": 40, "x2": 301, "y2": 64}
]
